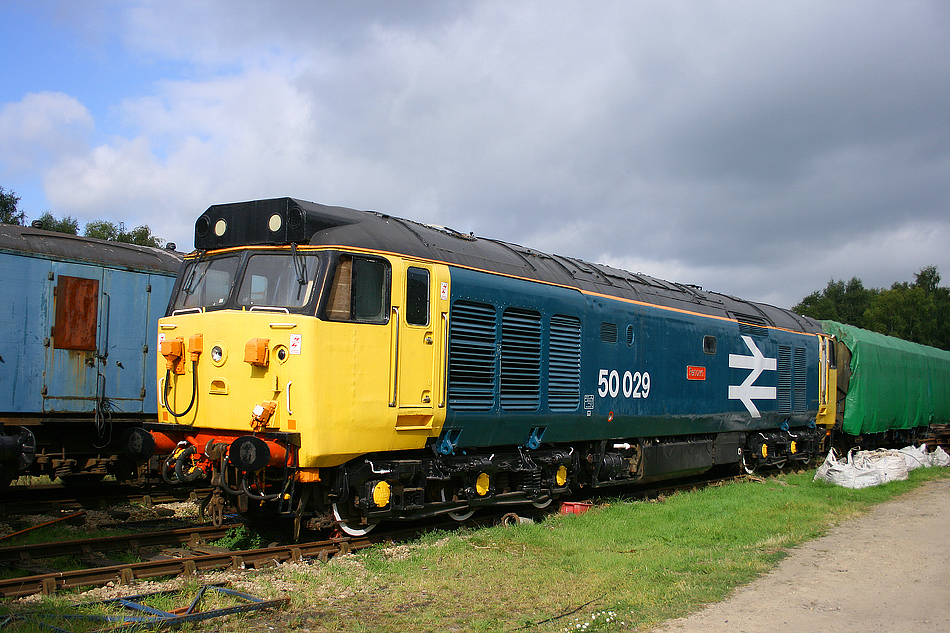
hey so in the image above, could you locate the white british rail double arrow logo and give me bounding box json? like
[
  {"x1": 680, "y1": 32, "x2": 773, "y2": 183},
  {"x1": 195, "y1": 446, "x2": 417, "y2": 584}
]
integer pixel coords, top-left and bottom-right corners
[{"x1": 728, "y1": 335, "x2": 777, "y2": 418}]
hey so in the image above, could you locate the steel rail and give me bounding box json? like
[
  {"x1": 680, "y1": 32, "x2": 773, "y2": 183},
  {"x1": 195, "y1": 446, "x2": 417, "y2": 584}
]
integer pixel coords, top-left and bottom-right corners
[
  {"x1": 0, "y1": 485, "x2": 210, "y2": 516},
  {"x1": 0, "y1": 524, "x2": 234, "y2": 565},
  {"x1": 0, "y1": 535, "x2": 373, "y2": 599}
]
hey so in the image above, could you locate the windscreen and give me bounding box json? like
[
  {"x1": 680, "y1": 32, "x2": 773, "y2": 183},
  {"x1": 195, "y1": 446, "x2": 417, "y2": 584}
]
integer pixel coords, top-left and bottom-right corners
[
  {"x1": 171, "y1": 251, "x2": 322, "y2": 312},
  {"x1": 173, "y1": 255, "x2": 240, "y2": 310},
  {"x1": 236, "y1": 253, "x2": 321, "y2": 309}
]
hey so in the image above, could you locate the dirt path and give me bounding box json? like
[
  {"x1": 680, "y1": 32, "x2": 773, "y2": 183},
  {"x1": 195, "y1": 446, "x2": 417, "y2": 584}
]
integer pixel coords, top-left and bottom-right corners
[{"x1": 651, "y1": 478, "x2": 950, "y2": 632}]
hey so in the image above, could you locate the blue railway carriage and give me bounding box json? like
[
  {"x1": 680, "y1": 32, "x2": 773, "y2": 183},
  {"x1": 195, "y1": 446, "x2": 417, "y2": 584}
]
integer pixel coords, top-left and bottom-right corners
[
  {"x1": 153, "y1": 198, "x2": 836, "y2": 535},
  {"x1": 0, "y1": 224, "x2": 181, "y2": 485}
]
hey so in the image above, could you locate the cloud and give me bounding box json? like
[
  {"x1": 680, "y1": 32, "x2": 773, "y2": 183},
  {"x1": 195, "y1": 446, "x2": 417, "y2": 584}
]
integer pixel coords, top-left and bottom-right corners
[
  {"x1": 0, "y1": 92, "x2": 93, "y2": 175},
  {"x1": 14, "y1": 1, "x2": 950, "y2": 308}
]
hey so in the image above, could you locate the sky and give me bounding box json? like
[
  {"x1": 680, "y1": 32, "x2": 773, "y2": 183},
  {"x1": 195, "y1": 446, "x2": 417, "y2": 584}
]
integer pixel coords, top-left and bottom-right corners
[{"x1": 2, "y1": 0, "x2": 949, "y2": 309}]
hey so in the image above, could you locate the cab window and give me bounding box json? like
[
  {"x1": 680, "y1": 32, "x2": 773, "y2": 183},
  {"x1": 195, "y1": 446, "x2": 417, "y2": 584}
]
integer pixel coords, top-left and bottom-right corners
[
  {"x1": 406, "y1": 267, "x2": 430, "y2": 326},
  {"x1": 236, "y1": 253, "x2": 320, "y2": 309},
  {"x1": 325, "y1": 254, "x2": 390, "y2": 323},
  {"x1": 173, "y1": 255, "x2": 240, "y2": 310}
]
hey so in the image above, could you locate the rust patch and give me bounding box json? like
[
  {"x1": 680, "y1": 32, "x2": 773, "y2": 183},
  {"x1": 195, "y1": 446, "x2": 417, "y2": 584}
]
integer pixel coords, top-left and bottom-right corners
[{"x1": 53, "y1": 276, "x2": 99, "y2": 351}]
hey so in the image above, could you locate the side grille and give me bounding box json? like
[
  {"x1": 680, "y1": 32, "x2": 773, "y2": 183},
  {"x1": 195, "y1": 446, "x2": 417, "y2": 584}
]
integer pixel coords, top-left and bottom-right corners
[
  {"x1": 448, "y1": 301, "x2": 497, "y2": 411},
  {"x1": 738, "y1": 322, "x2": 770, "y2": 337},
  {"x1": 549, "y1": 315, "x2": 581, "y2": 411},
  {"x1": 778, "y1": 345, "x2": 792, "y2": 414},
  {"x1": 600, "y1": 322, "x2": 618, "y2": 344},
  {"x1": 501, "y1": 308, "x2": 541, "y2": 411},
  {"x1": 778, "y1": 345, "x2": 808, "y2": 413},
  {"x1": 794, "y1": 347, "x2": 807, "y2": 412}
]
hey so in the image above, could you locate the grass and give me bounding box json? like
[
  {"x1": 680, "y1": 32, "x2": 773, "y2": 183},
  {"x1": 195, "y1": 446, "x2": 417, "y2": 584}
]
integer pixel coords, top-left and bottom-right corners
[
  {"x1": 4, "y1": 466, "x2": 949, "y2": 632},
  {"x1": 211, "y1": 524, "x2": 263, "y2": 551},
  {"x1": 272, "y1": 467, "x2": 950, "y2": 633},
  {"x1": 0, "y1": 580, "x2": 247, "y2": 632}
]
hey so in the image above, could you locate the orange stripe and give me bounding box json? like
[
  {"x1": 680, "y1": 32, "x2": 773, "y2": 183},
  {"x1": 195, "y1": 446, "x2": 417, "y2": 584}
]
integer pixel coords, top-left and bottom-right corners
[{"x1": 189, "y1": 244, "x2": 823, "y2": 339}]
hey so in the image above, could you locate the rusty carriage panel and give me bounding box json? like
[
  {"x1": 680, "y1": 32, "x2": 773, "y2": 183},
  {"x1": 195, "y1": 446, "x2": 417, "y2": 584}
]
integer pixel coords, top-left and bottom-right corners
[
  {"x1": 44, "y1": 264, "x2": 104, "y2": 413},
  {"x1": 53, "y1": 275, "x2": 99, "y2": 351},
  {"x1": 44, "y1": 263, "x2": 156, "y2": 414}
]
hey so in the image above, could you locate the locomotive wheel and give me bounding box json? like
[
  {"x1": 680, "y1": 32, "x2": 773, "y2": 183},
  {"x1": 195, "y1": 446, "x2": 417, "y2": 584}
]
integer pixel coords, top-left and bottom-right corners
[
  {"x1": 448, "y1": 507, "x2": 476, "y2": 521},
  {"x1": 740, "y1": 451, "x2": 756, "y2": 475},
  {"x1": 331, "y1": 502, "x2": 376, "y2": 536},
  {"x1": 440, "y1": 489, "x2": 475, "y2": 521}
]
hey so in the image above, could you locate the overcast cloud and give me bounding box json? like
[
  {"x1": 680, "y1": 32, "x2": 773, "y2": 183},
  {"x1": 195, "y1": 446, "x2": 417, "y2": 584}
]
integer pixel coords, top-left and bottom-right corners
[{"x1": 1, "y1": 0, "x2": 949, "y2": 308}]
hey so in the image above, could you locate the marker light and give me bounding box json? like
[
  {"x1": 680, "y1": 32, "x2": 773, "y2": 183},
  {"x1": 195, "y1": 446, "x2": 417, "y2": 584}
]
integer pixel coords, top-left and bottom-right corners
[
  {"x1": 475, "y1": 472, "x2": 490, "y2": 496},
  {"x1": 372, "y1": 481, "x2": 392, "y2": 508}
]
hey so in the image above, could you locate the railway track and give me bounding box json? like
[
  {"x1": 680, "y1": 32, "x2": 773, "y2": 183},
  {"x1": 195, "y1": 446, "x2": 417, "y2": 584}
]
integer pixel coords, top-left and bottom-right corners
[
  {"x1": 0, "y1": 483, "x2": 210, "y2": 516},
  {"x1": 0, "y1": 468, "x2": 791, "y2": 600},
  {"x1": 0, "y1": 530, "x2": 375, "y2": 599},
  {"x1": 0, "y1": 523, "x2": 235, "y2": 566}
]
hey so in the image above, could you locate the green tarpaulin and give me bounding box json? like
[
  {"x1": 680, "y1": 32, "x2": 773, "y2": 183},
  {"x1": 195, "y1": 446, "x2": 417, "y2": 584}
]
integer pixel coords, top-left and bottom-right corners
[{"x1": 822, "y1": 321, "x2": 950, "y2": 435}]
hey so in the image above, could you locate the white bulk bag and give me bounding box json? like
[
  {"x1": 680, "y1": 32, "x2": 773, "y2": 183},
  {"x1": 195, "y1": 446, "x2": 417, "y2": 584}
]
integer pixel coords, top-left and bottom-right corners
[
  {"x1": 857, "y1": 449, "x2": 909, "y2": 483},
  {"x1": 898, "y1": 444, "x2": 931, "y2": 471},
  {"x1": 814, "y1": 449, "x2": 886, "y2": 489},
  {"x1": 930, "y1": 446, "x2": 950, "y2": 467}
]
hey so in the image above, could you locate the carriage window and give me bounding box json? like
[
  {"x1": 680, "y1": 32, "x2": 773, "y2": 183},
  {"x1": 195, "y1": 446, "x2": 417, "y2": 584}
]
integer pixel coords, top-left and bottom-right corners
[
  {"x1": 406, "y1": 267, "x2": 429, "y2": 326},
  {"x1": 703, "y1": 335, "x2": 717, "y2": 355},
  {"x1": 325, "y1": 254, "x2": 390, "y2": 323},
  {"x1": 174, "y1": 255, "x2": 240, "y2": 310}
]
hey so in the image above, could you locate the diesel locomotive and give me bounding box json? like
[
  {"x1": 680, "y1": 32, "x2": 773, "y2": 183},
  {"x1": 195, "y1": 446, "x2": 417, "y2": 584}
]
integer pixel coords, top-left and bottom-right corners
[
  {"x1": 151, "y1": 197, "x2": 840, "y2": 535},
  {"x1": 0, "y1": 224, "x2": 181, "y2": 486}
]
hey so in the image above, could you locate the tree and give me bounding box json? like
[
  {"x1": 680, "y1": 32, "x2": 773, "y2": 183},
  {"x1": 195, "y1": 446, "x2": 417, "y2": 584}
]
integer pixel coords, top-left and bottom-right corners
[
  {"x1": 864, "y1": 282, "x2": 934, "y2": 345},
  {"x1": 795, "y1": 266, "x2": 950, "y2": 351},
  {"x1": 83, "y1": 220, "x2": 121, "y2": 241},
  {"x1": 0, "y1": 187, "x2": 24, "y2": 226},
  {"x1": 35, "y1": 211, "x2": 79, "y2": 235},
  {"x1": 83, "y1": 220, "x2": 163, "y2": 247},
  {"x1": 792, "y1": 277, "x2": 876, "y2": 329}
]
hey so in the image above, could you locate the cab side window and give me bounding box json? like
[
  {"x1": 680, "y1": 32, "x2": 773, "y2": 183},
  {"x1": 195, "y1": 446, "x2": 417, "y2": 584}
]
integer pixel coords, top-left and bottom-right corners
[
  {"x1": 405, "y1": 267, "x2": 429, "y2": 326},
  {"x1": 325, "y1": 254, "x2": 390, "y2": 323}
]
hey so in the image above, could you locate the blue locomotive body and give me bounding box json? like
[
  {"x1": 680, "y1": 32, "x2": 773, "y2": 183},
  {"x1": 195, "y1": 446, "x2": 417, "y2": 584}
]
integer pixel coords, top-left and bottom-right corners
[
  {"x1": 0, "y1": 224, "x2": 181, "y2": 483},
  {"x1": 439, "y1": 265, "x2": 823, "y2": 474}
]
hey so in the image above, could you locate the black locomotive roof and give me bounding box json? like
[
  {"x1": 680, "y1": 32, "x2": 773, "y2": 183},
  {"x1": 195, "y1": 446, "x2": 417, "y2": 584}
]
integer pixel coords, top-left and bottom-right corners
[
  {"x1": 194, "y1": 197, "x2": 820, "y2": 334},
  {"x1": 0, "y1": 223, "x2": 182, "y2": 274}
]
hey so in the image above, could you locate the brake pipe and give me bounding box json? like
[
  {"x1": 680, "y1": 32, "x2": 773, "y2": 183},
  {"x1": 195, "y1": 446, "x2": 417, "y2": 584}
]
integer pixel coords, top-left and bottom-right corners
[{"x1": 162, "y1": 361, "x2": 198, "y2": 418}]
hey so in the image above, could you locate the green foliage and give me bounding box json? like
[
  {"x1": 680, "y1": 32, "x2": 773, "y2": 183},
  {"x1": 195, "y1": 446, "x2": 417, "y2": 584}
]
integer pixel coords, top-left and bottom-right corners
[
  {"x1": 83, "y1": 220, "x2": 163, "y2": 247},
  {"x1": 211, "y1": 524, "x2": 262, "y2": 551},
  {"x1": 35, "y1": 211, "x2": 80, "y2": 235},
  {"x1": 83, "y1": 220, "x2": 121, "y2": 241},
  {"x1": 793, "y1": 277, "x2": 877, "y2": 327},
  {"x1": 0, "y1": 186, "x2": 24, "y2": 225},
  {"x1": 794, "y1": 265, "x2": 950, "y2": 351}
]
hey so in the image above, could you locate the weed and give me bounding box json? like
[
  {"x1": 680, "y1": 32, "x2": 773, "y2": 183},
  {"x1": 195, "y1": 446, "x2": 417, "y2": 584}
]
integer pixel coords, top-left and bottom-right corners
[{"x1": 211, "y1": 524, "x2": 262, "y2": 551}]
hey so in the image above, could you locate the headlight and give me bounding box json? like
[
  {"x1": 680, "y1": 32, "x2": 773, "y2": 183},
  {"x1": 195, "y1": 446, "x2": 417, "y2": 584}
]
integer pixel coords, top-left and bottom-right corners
[{"x1": 210, "y1": 343, "x2": 227, "y2": 366}]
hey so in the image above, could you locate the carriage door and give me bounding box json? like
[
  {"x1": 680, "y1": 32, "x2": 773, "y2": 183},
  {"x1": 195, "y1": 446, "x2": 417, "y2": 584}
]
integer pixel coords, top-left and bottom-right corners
[
  {"x1": 44, "y1": 265, "x2": 102, "y2": 413},
  {"x1": 393, "y1": 263, "x2": 439, "y2": 426},
  {"x1": 45, "y1": 264, "x2": 151, "y2": 414}
]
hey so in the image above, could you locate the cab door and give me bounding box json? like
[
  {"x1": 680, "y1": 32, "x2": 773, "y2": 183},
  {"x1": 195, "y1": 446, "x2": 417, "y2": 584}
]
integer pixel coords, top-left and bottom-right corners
[{"x1": 392, "y1": 261, "x2": 447, "y2": 427}]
